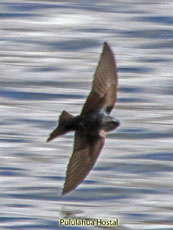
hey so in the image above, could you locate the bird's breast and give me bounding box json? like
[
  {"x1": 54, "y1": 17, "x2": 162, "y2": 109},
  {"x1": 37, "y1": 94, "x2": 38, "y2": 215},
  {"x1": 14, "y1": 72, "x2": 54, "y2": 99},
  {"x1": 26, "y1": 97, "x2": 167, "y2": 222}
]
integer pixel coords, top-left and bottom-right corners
[{"x1": 77, "y1": 113, "x2": 103, "y2": 140}]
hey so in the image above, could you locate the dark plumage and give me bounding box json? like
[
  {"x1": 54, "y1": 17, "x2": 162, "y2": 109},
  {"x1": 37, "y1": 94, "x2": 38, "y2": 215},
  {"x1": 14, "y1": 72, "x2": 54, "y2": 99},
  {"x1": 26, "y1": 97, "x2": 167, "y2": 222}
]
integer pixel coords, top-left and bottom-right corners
[{"x1": 47, "y1": 42, "x2": 120, "y2": 195}]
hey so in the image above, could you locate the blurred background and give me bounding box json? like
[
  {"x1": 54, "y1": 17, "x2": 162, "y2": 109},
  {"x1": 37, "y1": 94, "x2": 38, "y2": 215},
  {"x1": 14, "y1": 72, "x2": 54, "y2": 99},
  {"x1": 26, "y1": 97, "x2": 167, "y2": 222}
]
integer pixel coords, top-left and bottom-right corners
[{"x1": 0, "y1": 0, "x2": 173, "y2": 229}]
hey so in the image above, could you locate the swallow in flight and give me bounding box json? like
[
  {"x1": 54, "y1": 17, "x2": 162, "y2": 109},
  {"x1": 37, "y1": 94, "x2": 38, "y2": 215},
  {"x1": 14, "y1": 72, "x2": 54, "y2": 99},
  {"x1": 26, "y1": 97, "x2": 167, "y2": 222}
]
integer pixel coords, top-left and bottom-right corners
[{"x1": 47, "y1": 42, "x2": 120, "y2": 195}]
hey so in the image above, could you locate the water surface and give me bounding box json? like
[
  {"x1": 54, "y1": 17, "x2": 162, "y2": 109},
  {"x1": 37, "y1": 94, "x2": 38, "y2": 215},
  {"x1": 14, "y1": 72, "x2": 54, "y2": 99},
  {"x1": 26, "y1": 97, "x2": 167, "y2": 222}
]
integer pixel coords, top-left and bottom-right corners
[{"x1": 0, "y1": 1, "x2": 173, "y2": 229}]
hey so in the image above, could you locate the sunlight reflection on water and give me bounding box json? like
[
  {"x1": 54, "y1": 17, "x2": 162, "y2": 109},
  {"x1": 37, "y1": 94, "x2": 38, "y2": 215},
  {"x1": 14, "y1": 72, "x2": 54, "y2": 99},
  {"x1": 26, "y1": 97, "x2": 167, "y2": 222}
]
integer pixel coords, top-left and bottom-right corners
[{"x1": 0, "y1": 1, "x2": 173, "y2": 229}]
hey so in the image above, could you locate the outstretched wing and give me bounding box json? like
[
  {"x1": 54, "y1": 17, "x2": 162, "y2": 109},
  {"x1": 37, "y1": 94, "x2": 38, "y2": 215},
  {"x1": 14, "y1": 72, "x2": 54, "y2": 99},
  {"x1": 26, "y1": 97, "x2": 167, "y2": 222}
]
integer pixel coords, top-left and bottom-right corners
[
  {"x1": 81, "y1": 42, "x2": 118, "y2": 115},
  {"x1": 62, "y1": 131, "x2": 105, "y2": 195}
]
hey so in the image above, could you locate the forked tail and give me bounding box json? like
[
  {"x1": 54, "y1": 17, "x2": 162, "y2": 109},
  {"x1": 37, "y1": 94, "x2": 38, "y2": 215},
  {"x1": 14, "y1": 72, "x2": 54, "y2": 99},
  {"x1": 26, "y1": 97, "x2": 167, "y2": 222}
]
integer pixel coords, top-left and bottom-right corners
[{"x1": 47, "y1": 111, "x2": 74, "y2": 142}]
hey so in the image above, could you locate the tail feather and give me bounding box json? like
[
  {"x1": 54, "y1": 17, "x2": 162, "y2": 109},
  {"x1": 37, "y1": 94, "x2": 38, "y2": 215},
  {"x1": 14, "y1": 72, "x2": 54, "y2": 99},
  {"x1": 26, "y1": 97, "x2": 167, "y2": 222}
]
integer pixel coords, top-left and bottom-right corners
[
  {"x1": 59, "y1": 110, "x2": 74, "y2": 122},
  {"x1": 47, "y1": 110, "x2": 73, "y2": 142}
]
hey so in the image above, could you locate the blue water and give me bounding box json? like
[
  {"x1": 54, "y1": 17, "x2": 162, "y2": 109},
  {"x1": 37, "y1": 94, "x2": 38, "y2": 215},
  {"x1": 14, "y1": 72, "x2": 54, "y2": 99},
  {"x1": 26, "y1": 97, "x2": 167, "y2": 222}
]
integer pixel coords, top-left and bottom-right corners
[{"x1": 0, "y1": 1, "x2": 173, "y2": 230}]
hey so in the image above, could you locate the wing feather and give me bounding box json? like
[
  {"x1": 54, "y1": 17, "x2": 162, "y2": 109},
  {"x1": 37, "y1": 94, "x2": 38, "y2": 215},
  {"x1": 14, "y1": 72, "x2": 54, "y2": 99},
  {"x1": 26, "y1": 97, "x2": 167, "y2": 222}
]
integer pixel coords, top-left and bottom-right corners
[
  {"x1": 62, "y1": 131, "x2": 105, "y2": 195},
  {"x1": 81, "y1": 42, "x2": 118, "y2": 115}
]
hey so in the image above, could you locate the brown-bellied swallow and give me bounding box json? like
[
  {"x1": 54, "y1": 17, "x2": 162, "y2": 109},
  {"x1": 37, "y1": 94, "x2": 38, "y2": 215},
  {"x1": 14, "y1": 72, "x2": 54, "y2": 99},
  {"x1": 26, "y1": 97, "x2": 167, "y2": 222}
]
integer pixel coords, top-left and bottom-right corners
[{"x1": 47, "y1": 42, "x2": 120, "y2": 195}]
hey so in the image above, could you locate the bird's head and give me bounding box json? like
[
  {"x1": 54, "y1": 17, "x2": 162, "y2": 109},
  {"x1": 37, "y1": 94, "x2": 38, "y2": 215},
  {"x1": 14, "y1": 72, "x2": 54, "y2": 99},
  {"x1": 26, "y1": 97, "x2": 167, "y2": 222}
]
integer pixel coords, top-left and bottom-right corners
[{"x1": 102, "y1": 116, "x2": 120, "y2": 132}]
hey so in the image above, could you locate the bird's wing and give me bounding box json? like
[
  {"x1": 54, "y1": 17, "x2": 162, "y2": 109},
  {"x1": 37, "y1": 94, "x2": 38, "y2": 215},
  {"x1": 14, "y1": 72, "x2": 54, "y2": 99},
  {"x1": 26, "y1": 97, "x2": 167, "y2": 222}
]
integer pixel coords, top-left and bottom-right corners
[
  {"x1": 62, "y1": 130, "x2": 105, "y2": 195},
  {"x1": 81, "y1": 42, "x2": 118, "y2": 115}
]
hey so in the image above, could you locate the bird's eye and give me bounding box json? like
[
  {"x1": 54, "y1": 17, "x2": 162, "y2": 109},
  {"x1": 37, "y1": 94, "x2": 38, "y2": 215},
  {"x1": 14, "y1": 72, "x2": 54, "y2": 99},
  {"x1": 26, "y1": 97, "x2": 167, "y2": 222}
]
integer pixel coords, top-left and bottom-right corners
[{"x1": 109, "y1": 121, "x2": 120, "y2": 129}]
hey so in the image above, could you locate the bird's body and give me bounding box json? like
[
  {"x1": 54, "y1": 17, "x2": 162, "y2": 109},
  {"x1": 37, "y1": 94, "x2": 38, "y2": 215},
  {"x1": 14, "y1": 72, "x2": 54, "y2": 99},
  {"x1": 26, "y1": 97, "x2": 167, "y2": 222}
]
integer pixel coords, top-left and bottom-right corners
[
  {"x1": 47, "y1": 42, "x2": 120, "y2": 195},
  {"x1": 54, "y1": 112, "x2": 119, "y2": 140}
]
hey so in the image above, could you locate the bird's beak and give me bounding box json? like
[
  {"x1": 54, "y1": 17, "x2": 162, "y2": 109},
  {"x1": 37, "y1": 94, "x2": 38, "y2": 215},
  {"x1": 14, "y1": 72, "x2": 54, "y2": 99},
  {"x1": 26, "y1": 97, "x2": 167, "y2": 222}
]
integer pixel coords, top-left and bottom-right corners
[{"x1": 47, "y1": 129, "x2": 59, "y2": 142}]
